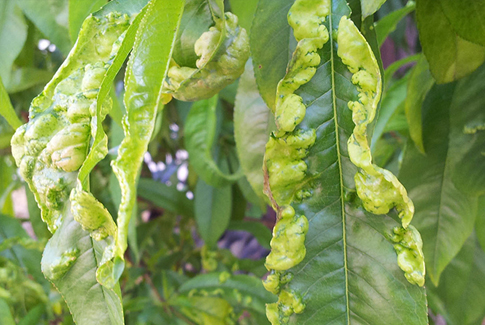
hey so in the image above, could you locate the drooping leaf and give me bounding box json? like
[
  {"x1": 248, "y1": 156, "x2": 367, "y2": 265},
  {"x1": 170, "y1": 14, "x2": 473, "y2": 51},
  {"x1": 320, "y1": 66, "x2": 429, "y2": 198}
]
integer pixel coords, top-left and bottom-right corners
[
  {"x1": 404, "y1": 55, "x2": 434, "y2": 153},
  {"x1": 68, "y1": 0, "x2": 107, "y2": 42},
  {"x1": 375, "y1": 0, "x2": 415, "y2": 47},
  {"x1": 16, "y1": 0, "x2": 72, "y2": 55},
  {"x1": 362, "y1": 0, "x2": 388, "y2": 18},
  {"x1": 252, "y1": 1, "x2": 428, "y2": 323},
  {"x1": 138, "y1": 178, "x2": 194, "y2": 218},
  {"x1": 427, "y1": 234, "x2": 485, "y2": 325},
  {"x1": 416, "y1": 0, "x2": 485, "y2": 83},
  {"x1": 234, "y1": 60, "x2": 275, "y2": 202},
  {"x1": 185, "y1": 95, "x2": 242, "y2": 188},
  {"x1": 195, "y1": 177, "x2": 232, "y2": 248},
  {"x1": 251, "y1": 0, "x2": 294, "y2": 110},
  {"x1": 0, "y1": 0, "x2": 27, "y2": 85},
  {"x1": 400, "y1": 64, "x2": 485, "y2": 284},
  {"x1": 108, "y1": 0, "x2": 185, "y2": 288}
]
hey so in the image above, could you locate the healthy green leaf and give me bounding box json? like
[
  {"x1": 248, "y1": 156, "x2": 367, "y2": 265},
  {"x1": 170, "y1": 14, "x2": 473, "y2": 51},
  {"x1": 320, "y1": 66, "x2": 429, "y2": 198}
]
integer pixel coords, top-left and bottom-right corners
[
  {"x1": 435, "y1": 0, "x2": 485, "y2": 47},
  {"x1": 185, "y1": 95, "x2": 243, "y2": 188},
  {"x1": 195, "y1": 177, "x2": 232, "y2": 248},
  {"x1": 109, "y1": 0, "x2": 185, "y2": 288},
  {"x1": 404, "y1": 55, "x2": 434, "y2": 153},
  {"x1": 16, "y1": 0, "x2": 72, "y2": 55},
  {"x1": 362, "y1": 0, "x2": 388, "y2": 18},
  {"x1": 138, "y1": 178, "x2": 194, "y2": 218},
  {"x1": 426, "y1": 235, "x2": 485, "y2": 325},
  {"x1": 228, "y1": 0, "x2": 258, "y2": 34},
  {"x1": 416, "y1": 0, "x2": 485, "y2": 83},
  {"x1": 251, "y1": 0, "x2": 294, "y2": 110},
  {"x1": 68, "y1": 0, "x2": 107, "y2": 42},
  {"x1": 400, "y1": 64, "x2": 485, "y2": 284},
  {"x1": 0, "y1": 298, "x2": 15, "y2": 325},
  {"x1": 375, "y1": 1, "x2": 415, "y2": 47},
  {"x1": 0, "y1": 75, "x2": 22, "y2": 130},
  {"x1": 0, "y1": 0, "x2": 27, "y2": 85},
  {"x1": 253, "y1": 1, "x2": 428, "y2": 323},
  {"x1": 234, "y1": 60, "x2": 275, "y2": 202}
]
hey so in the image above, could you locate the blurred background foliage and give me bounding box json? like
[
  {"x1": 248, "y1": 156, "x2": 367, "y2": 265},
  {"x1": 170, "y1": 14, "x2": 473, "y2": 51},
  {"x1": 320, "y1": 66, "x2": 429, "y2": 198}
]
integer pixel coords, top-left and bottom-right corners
[{"x1": 0, "y1": 0, "x2": 484, "y2": 324}]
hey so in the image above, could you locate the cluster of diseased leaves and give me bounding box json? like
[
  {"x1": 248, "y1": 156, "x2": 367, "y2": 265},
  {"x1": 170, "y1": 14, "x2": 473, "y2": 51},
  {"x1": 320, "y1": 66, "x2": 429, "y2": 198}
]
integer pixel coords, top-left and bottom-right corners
[{"x1": 1, "y1": 0, "x2": 485, "y2": 324}]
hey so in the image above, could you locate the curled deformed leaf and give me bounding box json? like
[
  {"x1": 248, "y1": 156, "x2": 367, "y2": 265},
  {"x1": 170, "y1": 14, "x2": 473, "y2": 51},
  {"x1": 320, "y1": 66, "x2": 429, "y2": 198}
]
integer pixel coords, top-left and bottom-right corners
[
  {"x1": 163, "y1": 7, "x2": 250, "y2": 102},
  {"x1": 337, "y1": 15, "x2": 424, "y2": 286}
]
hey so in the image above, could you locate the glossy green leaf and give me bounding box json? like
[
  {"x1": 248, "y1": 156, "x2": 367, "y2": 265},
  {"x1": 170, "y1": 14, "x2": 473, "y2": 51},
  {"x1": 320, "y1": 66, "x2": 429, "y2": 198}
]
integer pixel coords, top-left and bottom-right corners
[
  {"x1": 0, "y1": 298, "x2": 15, "y2": 325},
  {"x1": 0, "y1": 75, "x2": 22, "y2": 129},
  {"x1": 16, "y1": 0, "x2": 72, "y2": 55},
  {"x1": 228, "y1": 0, "x2": 258, "y2": 34},
  {"x1": 416, "y1": 0, "x2": 485, "y2": 83},
  {"x1": 252, "y1": 1, "x2": 428, "y2": 323},
  {"x1": 362, "y1": 0, "x2": 388, "y2": 18},
  {"x1": 179, "y1": 272, "x2": 277, "y2": 318},
  {"x1": 138, "y1": 178, "x2": 194, "y2": 218},
  {"x1": 109, "y1": 0, "x2": 184, "y2": 288},
  {"x1": 435, "y1": 0, "x2": 485, "y2": 47},
  {"x1": 405, "y1": 55, "x2": 434, "y2": 153},
  {"x1": 0, "y1": 0, "x2": 27, "y2": 85},
  {"x1": 185, "y1": 95, "x2": 243, "y2": 188},
  {"x1": 426, "y1": 235, "x2": 485, "y2": 325},
  {"x1": 68, "y1": 0, "x2": 107, "y2": 42},
  {"x1": 400, "y1": 64, "x2": 485, "y2": 284},
  {"x1": 251, "y1": 0, "x2": 294, "y2": 110},
  {"x1": 234, "y1": 60, "x2": 275, "y2": 202},
  {"x1": 375, "y1": 1, "x2": 415, "y2": 47},
  {"x1": 195, "y1": 178, "x2": 232, "y2": 248}
]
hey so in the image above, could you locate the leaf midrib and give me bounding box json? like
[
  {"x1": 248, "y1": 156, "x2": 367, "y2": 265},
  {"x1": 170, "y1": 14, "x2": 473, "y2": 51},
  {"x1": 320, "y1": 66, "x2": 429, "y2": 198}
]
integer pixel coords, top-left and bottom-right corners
[{"x1": 328, "y1": 7, "x2": 350, "y2": 325}]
